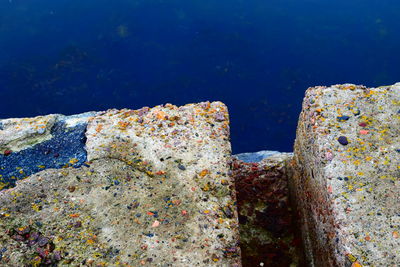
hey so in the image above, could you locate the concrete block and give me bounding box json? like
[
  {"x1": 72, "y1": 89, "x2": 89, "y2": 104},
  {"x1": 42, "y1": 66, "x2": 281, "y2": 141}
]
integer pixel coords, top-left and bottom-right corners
[
  {"x1": 0, "y1": 102, "x2": 241, "y2": 266},
  {"x1": 291, "y1": 83, "x2": 400, "y2": 266}
]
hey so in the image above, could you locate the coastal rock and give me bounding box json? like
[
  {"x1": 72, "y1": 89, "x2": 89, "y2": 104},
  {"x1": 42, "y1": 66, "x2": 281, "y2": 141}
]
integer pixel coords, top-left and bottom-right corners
[
  {"x1": 0, "y1": 102, "x2": 241, "y2": 266},
  {"x1": 291, "y1": 83, "x2": 400, "y2": 266}
]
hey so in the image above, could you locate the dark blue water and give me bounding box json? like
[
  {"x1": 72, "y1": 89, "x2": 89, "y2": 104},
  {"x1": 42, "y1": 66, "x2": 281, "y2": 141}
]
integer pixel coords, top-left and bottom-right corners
[{"x1": 0, "y1": 0, "x2": 399, "y2": 153}]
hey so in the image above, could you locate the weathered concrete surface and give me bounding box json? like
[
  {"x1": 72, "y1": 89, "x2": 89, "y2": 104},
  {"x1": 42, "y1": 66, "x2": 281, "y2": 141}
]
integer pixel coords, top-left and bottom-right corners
[
  {"x1": 232, "y1": 152, "x2": 305, "y2": 267},
  {"x1": 291, "y1": 83, "x2": 400, "y2": 266},
  {"x1": 0, "y1": 102, "x2": 241, "y2": 266}
]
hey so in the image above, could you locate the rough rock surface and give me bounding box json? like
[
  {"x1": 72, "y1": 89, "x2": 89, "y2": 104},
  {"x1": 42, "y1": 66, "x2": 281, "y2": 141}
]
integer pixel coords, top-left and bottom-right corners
[
  {"x1": 232, "y1": 152, "x2": 304, "y2": 267},
  {"x1": 0, "y1": 102, "x2": 241, "y2": 266},
  {"x1": 291, "y1": 83, "x2": 400, "y2": 266}
]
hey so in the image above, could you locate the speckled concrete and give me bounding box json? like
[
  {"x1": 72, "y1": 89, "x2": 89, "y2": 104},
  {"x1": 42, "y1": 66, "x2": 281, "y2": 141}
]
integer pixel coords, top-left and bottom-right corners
[
  {"x1": 0, "y1": 102, "x2": 241, "y2": 266},
  {"x1": 291, "y1": 83, "x2": 400, "y2": 266}
]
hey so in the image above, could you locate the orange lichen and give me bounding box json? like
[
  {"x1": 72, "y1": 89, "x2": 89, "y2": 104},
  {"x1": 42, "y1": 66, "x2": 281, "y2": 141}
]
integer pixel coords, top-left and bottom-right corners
[
  {"x1": 96, "y1": 124, "x2": 103, "y2": 133},
  {"x1": 156, "y1": 111, "x2": 166, "y2": 120},
  {"x1": 117, "y1": 121, "x2": 130, "y2": 130},
  {"x1": 199, "y1": 169, "x2": 209, "y2": 177}
]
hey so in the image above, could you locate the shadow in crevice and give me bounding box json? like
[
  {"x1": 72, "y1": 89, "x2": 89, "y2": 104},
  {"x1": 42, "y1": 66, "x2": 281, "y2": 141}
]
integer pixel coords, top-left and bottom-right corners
[{"x1": 232, "y1": 155, "x2": 307, "y2": 267}]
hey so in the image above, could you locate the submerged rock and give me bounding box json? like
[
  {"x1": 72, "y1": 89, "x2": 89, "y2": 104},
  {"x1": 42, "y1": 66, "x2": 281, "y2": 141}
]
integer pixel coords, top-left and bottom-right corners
[{"x1": 0, "y1": 102, "x2": 241, "y2": 266}]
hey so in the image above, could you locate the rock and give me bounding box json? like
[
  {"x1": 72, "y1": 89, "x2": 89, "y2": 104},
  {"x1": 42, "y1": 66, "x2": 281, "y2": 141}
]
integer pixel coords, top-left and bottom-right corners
[
  {"x1": 231, "y1": 152, "x2": 304, "y2": 267},
  {"x1": 0, "y1": 102, "x2": 241, "y2": 266},
  {"x1": 291, "y1": 83, "x2": 400, "y2": 266}
]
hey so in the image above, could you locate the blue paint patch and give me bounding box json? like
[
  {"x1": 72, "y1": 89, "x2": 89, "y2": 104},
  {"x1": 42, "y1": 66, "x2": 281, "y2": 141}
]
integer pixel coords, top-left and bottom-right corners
[{"x1": 0, "y1": 120, "x2": 88, "y2": 190}]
